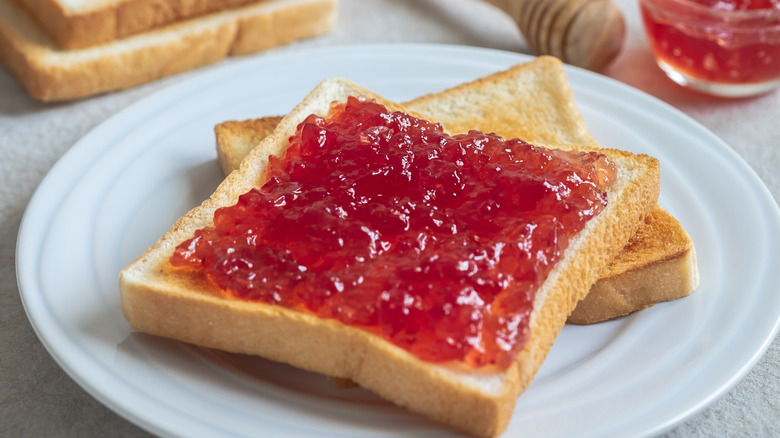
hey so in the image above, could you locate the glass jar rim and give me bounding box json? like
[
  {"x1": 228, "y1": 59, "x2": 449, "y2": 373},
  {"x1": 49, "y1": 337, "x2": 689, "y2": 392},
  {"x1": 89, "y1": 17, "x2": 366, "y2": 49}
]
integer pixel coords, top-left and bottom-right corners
[
  {"x1": 640, "y1": 0, "x2": 780, "y2": 33},
  {"x1": 640, "y1": 0, "x2": 780, "y2": 20}
]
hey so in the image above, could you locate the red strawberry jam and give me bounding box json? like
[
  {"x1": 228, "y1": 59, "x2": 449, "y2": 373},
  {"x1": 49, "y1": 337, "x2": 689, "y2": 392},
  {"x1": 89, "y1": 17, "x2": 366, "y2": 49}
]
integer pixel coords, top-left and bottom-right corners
[{"x1": 171, "y1": 97, "x2": 616, "y2": 369}]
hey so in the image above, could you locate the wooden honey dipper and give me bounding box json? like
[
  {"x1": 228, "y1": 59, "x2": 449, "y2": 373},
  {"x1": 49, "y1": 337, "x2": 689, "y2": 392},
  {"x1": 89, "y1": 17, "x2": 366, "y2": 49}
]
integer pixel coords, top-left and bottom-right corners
[{"x1": 482, "y1": 0, "x2": 626, "y2": 71}]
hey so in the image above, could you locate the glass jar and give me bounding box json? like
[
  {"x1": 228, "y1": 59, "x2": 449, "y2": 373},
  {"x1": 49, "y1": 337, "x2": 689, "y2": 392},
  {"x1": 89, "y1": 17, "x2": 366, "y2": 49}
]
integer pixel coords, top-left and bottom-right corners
[{"x1": 639, "y1": 0, "x2": 780, "y2": 97}]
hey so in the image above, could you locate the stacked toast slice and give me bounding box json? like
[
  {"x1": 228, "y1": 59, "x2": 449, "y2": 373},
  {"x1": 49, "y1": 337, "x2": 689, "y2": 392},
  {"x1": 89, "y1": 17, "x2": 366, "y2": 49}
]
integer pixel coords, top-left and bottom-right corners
[{"x1": 0, "y1": 0, "x2": 338, "y2": 100}]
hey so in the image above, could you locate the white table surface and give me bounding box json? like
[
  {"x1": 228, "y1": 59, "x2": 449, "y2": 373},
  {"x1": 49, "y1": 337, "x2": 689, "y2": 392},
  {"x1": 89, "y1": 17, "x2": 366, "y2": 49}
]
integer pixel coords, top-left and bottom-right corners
[{"x1": 2, "y1": 0, "x2": 778, "y2": 436}]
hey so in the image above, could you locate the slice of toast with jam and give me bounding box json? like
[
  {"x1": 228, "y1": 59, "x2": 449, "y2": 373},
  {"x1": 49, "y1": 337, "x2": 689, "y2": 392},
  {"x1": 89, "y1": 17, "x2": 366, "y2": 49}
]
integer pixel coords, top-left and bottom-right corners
[
  {"x1": 120, "y1": 76, "x2": 660, "y2": 437},
  {"x1": 213, "y1": 57, "x2": 699, "y2": 325}
]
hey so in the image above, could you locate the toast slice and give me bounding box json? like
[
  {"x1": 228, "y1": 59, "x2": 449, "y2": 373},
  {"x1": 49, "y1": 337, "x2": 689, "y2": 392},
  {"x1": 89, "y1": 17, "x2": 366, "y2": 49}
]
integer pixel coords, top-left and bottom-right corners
[
  {"x1": 214, "y1": 57, "x2": 699, "y2": 324},
  {"x1": 120, "y1": 77, "x2": 661, "y2": 437},
  {"x1": 16, "y1": 0, "x2": 273, "y2": 49},
  {"x1": 0, "y1": 0, "x2": 337, "y2": 101}
]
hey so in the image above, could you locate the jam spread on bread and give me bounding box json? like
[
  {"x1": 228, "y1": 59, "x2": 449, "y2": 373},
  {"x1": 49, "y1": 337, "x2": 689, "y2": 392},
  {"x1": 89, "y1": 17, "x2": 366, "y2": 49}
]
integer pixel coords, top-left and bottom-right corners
[{"x1": 171, "y1": 97, "x2": 616, "y2": 369}]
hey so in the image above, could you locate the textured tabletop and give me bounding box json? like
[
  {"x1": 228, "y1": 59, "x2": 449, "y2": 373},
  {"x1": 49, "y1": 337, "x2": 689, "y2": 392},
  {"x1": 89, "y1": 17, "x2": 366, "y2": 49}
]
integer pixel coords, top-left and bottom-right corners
[{"x1": 2, "y1": 0, "x2": 778, "y2": 436}]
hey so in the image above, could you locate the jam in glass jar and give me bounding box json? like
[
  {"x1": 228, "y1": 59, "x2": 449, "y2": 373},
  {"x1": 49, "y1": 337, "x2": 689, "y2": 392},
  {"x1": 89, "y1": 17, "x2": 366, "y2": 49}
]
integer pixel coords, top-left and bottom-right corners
[{"x1": 640, "y1": 0, "x2": 780, "y2": 97}]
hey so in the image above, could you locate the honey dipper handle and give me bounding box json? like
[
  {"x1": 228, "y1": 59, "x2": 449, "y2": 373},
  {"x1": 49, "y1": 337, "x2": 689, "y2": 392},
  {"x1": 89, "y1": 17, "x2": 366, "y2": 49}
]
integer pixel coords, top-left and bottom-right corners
[{"x1": 481, "y1": 0, "x2": 625, "y2": 71}]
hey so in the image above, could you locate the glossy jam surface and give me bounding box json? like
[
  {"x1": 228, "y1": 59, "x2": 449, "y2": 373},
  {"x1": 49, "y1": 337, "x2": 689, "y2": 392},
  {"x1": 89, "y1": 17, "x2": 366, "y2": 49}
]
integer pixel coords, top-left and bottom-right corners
[
  {"x1": 171, "y1": 97, "x2": 616, "y2": 369},
  {"x1": 640, "y1": 0, "x2": 780, "y2": 85}
]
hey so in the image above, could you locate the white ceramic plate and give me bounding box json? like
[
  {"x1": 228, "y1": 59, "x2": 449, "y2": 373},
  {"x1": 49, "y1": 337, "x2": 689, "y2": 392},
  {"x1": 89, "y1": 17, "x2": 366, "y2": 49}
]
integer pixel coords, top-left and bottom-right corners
[{"x1": 17, "y1": 44, "x2": 780, "y2": 438}]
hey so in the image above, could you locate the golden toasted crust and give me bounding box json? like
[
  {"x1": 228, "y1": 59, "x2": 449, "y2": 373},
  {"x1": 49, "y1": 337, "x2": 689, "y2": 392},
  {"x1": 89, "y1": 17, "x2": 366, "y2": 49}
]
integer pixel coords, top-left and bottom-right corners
[
  {"x1": 601, "y1": 205, "x2": 694, "y2": 275},
  {"x1": 216, "y1": 116, "x2": 283, "y2": 176},
  {"x1": 408, "y1": 57, "x2": 598, "y2": 148},
  {"x1": 120, "y1": 77, "x2": 660, "y2": 437},
  {"x1": 213, "y1": 57, "x2": 698, "y2": 325},
  {"x1": 567, "y1": 206, "x2": 699, "y2": 324},
  {"x1": 0, "y1": 0, "x2": 337, "y2": 101}
]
